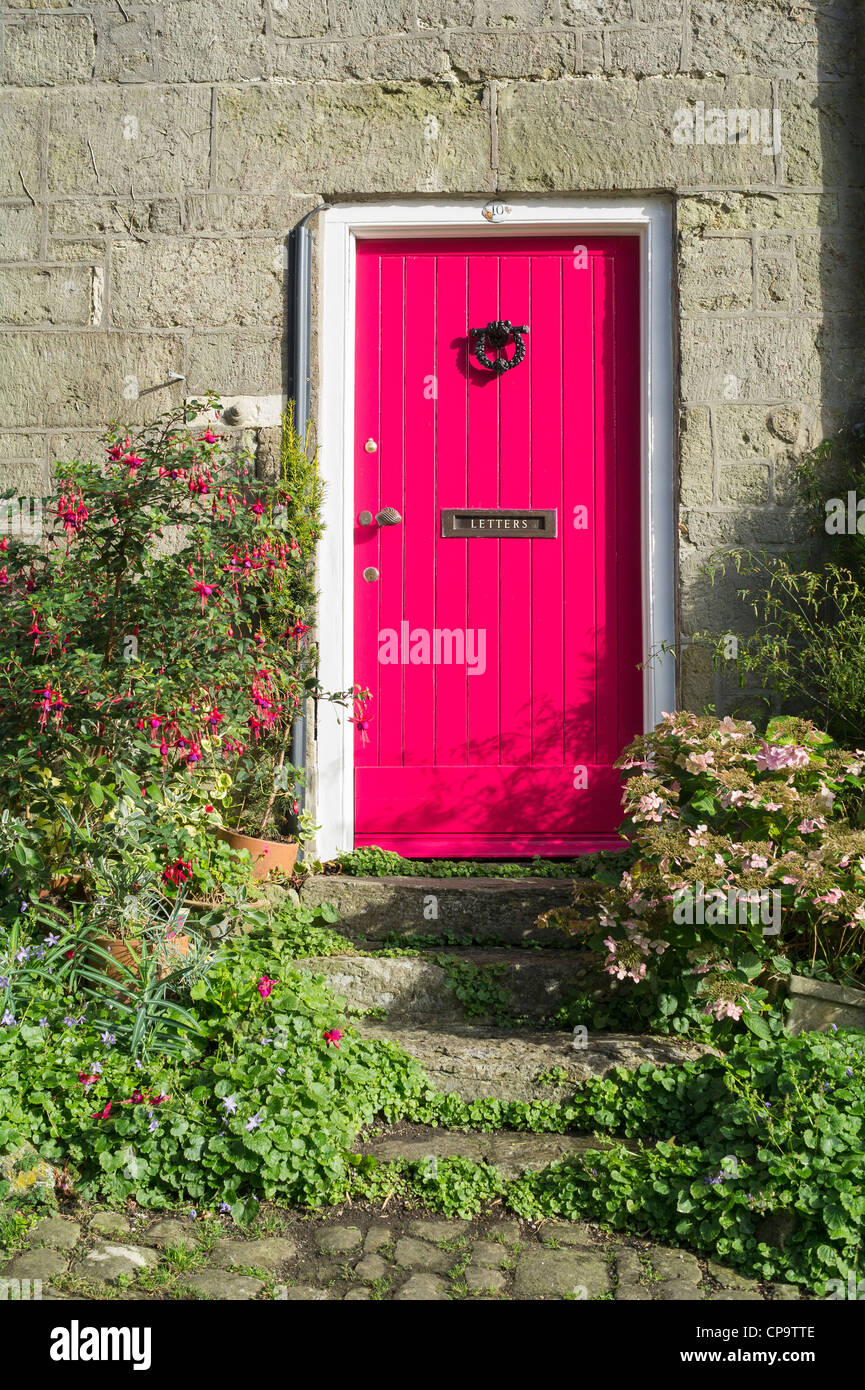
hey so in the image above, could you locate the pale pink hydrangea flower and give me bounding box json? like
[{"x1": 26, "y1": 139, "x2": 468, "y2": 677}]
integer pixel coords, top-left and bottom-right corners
[{"x1": 703, "y1": 999, "x2": 744, "y2": 1022}]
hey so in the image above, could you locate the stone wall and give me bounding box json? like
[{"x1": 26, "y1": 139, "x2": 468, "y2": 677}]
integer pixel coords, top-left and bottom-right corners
[{"x1": 1, "y1": 0, "x2": 863, "y2": 714}]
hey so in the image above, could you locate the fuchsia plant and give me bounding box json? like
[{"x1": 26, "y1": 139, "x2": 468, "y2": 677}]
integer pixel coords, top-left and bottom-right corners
[{"x1": 0, "y1": 398, "x2": 345, "y2": 892}]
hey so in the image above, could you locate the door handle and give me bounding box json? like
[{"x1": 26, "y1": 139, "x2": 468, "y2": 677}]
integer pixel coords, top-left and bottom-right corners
[{"x1": 375, "y1": 506, "x2": 402, "y2": 527}]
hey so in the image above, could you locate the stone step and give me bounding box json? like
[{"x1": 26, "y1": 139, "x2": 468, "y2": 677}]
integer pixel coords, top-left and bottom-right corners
[
  {"x1": 353, "y1": 1020, "x2": 713, "y2": 1102},
  {"x1": 293, "y1": 948, "x2": 618, "y2": 1023},
  {"x1": 354, "y1": 1124, "x2": 634, "y2": 1178},
  {"x1": 297, "y1": 875, "x2": 588, "y2": 946}
]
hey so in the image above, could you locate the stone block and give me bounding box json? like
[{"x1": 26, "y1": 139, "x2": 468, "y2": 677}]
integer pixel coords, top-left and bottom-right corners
[
  {"x1": 0, "y1": 93, "x2": 42, "y2": 200},
  {"x1": 185, "y1": 333, "x2": 283, "y2": 395},
  {"x1": 607, "y1": 26, "x2": 681, "y2": 76},
  {"x1": 718, "y1": 462, "x2": 771, "y2": 505},
  {"x1": 447, "y1": 32, "x2": 574, "y2": 81},
  {"x1": 679, "y1": 235, "x2": 752, "y2": 311},
  {"x1": 215, "y1": 82, "x2": 492, "y2": 195},
  {"x1": 213, "y1": 1236, "x2": 297, "y2": 1270},
  {"x1": 29, "y1": 1217, "x2": 81, "y2": 1250},
  {"x1": 47, "y1": 87, "x2": 211, "y2": 196},
  {"x1": 4, "y1": 15, "x2": 96, "y2": 85},
  {"x1": 156, "y1": 0, "x2": 270, "y2": 83},
  {"x1": 0, "y1": 333, "x2": 185, "y2": 427},
  {"x1": 0, "y1": 431, "x2": 43, "y2": 459},
  {"x1": 3, "y1": 1249, "x2": 69, "y2": 1280},
  {"x1": 677, "y1": 191, "x2": 838, "y2": 234},
  {"x1": 269, "y1": 0, "x2": 328, "y2": 38},
  {"x1": 183, "y1": 193, "x2": 313, "y2": 234},
  {"x1": 393, "y1": 1272, "x2": 448, "y2": 1299},
  {"x1": 482, "y1": 0, "x2": 557, "y2": 26},
  {"x1": 79, "y1": 1242, "x2": 159, "y2": 1283},
  {"x1": 713, "y1": 402, "x2": 811, "y2": 461},
  {"x1": 417, "y1": 0, "x2": 471, "y2": 28},
  {"x1": 690, "y1": 0, "x2": 855, "y2": 79},
  {"x1": 561, "y1": 0, "x2": 634, "y2": 22},
  {"x1": 796, "y1": 234, "x2": 865, "y2": 316},
  {"x1": 754, "y1": 236, "x2": 795, "y2": 311},
  {"x1": 0, "y1": 266, "x2": 93, "y2": 326},
  {"x1": 111, "y1": 238, "x2": 283, "y2": 330},
  {"x1": 679, "y1": 639, "x2": 714, "y2": 712},
  {"x1": 0, "y1": 205, "x2": 41, "y2": 261},
  {"x1": 679, "y1": 318, "x2": 821, "y2": 404},
  {"x1": 393, "y1": 1237, "x2": 451, "y2": 1272},
  {"x1": 497, "y1": 77, "x2": 776, "y2": 191},
  {"x1": 88, "y1": 1212, "x2": 131, "y2": 1238},
  {"x1": 326, "y1": 0, "x2": 413, "y2": 35},
  {"x1": 271, "y1": 37, "x2": 449, "y2": 83},
  {"x1": 95, "y1": 10, "x2": 157, "y2": 83},
  {"x1": 679, "y1": 406, "x2": 714, "y2": 506},
  {"x1": 316, "y1": 1226, "x2": 363, "y2": 1253},
  {"x1": 781, "y1": 80, "x2": 856, "y2": 188},
  {"x1": 513, "y1": 1246, "x2": 610, "y2": 1299},
  {"x1": 184, "y1": 1269, "x2": 264, "y2": 1299},
  {"x1": 465, "y1": 1265, "x2": 507, "y2": 1292}
]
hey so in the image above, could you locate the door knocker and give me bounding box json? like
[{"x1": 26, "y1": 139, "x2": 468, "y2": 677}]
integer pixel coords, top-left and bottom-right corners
[{"x1": 470, "y1": 320, "x2": 529, "y2": 374}]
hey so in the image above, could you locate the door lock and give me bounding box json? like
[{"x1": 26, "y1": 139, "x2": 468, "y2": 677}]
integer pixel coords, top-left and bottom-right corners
[{"x1": 363, "y1": 567, "x2": 380, "y2": 582}]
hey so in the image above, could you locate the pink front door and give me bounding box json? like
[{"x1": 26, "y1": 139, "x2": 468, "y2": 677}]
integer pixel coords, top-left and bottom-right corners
[{"x1": 352, "y1": 235, "x2": 643, "y2": 857}]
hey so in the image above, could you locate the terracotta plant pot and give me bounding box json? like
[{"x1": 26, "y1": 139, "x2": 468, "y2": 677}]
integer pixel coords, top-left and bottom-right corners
[
  {"x1": 90, "y1": 933, "x2": 190, "y2": 991},
  {"x1": 213, "y1": 826, "x2": 299, "y2": 881}
]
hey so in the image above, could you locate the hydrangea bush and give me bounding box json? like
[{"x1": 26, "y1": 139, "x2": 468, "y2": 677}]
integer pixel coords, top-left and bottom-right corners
[{"x1": 549, "y1": 712, "x2": 865, "y2": 1038}]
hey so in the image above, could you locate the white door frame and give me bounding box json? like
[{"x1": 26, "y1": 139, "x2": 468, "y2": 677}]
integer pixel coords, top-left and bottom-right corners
[{"x1": 315, "y1": 197, "x2": 675, "y2": 861}]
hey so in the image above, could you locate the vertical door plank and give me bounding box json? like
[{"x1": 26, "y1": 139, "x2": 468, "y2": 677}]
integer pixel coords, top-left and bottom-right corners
[
  {"x1": 353, "y1": 247, "x2": 382, "y2": 768},
  {"x1": 377, "y1": 253, "x2": 407, "y2": 765},
  {"x1": 466, "y1": 255, "x2": 502, "y2": 767},
  {"x1": 403, "y1": 255, "x2": 438, "y2": 766}
]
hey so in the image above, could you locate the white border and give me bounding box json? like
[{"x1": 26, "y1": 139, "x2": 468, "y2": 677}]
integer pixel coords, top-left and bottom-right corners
[{"x1": 316, "y1": 198, "x2": 675, "y2": 860}]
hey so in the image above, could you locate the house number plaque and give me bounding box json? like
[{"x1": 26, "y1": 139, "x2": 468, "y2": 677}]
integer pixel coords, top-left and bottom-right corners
[{"x1": 441, "y1": 509, "x2": 557, "y2": 539}]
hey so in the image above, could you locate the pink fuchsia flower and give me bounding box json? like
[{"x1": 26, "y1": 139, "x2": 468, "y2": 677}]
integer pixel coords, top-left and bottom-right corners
[
  {"x1": 91, "y1": 1101, "x2": 112, "y2": 1120},
  {"x1": 201, "y1": 431, "x2": 219, "y2": 444},
  {"x1": 193, "y1": 580, "x2": 221, "y2": 607},
  {"x1": 256, "y1": 975, "x2": 277, "y2": 999},
  {"x1": 123, "y1": 1090, "x2": 146, "y2": 1104},
  {"x1": 323, "y1": 1029, "x2": 343, "y2": 1048},
  {"x1": 162, "y1": 857, "x2": 193, "y2": 886},
  {"x1": 149, "y1": 1093, "x2": 169, "y2": 1105},
  {"x1": 78, "y1": 1072, "x2": 99, "y2": 1087}
]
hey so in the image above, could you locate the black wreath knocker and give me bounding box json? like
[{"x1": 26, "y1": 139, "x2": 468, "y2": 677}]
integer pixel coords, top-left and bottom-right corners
[{"x1": 470, "y1": 320, "x2": 529, "y2": 374}]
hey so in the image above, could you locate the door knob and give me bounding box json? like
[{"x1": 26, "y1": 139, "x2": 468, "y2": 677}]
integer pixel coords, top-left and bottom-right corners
[{"x1": 375, "y1": 506, "x2": 402, "y2": 526}]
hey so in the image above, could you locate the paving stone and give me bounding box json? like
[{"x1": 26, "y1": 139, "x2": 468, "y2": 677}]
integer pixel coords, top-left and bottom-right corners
[
  {"x1": 393, "y1": 1237, "x2": 452, "y2": 1273},
  {"x1": 29, "y1": 1217, "x2": 81, "y2": 1251},
  {"x1": 273, "y1": 1283, "x2": 330, "y2": 1301},
  {"x1": 393, "y1": 1272, "x2": 449, "y2": 1300},
  {"x1": 363, "y1": 1224, "x2": 393, "y2": 1254},
  {"x1": 344, "y1": 1286, "x2": 372, "y2": 1299},
  {"x1": 79, "y1": 1243, "x2": 159, "y2": 1284},
  {"x1": 655, "y1": 1280, "x2": 703, "y2": 1301},
  {"x1": 406, "y1": 1219, "x2": 470, "y2": 1242},
  {"x1": 708, "y1": 1289, "x2": 765, "y2": 1301},
  {"x1": 470, "y1": 1240, "x2": 511, "y2": 1268},
  {"x1": 3, "y1": 1248, "x2": 70, "y2": 1281},
  {"x1": 185, "y1": 1269, "x2": 264, "y2": 1300},
  {"x1": 465, "y1": 1265, "x2": 508, "y2": 1293},
  {"x1": 771, "y1": 1285, "x2": 803, "y2": 1301},
  {"x1": 485, "y1": 1220, "x2": 522, "y2": 1245},
  {"x1": 140, "y1": 1219, "x2": 197, "y2": 1251},
  {"x1": 539, "y1": 1222, "x2": 598, "y2": 1248},
  {"x1": 355, "y1": 1254, "x2": 388, "y2": 1282},
  {"x1": 615, "y1": 1250, "x2": 644, "y2": 1281},
  {"x1": 616, "y1": 1282, "x2": 652, "y2": 1300},
  {"x1": 315, "y1": 1225, "x2": 363, "y2": 1253},
  {"x1": 648, "y1": 1248, "x2": 703, "y2": 1283},
  {"x1": 213, "y1": 1237, "x2": 297, "y2": 1271},
  {"x1": 88, "y1": 1212, "x2": 131, "y2": 1238},
  {"x1": 513, "y1": 1248, "x2": 610, "y2": 1300},
  {"x1": 707, "y1": 1260, "x2": 761, "y2": 1291}
]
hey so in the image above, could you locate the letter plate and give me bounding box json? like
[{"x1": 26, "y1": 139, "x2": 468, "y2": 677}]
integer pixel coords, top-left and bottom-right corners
[{"x1": 441, "y1": 508, "x2": 557, "y2": 538}]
